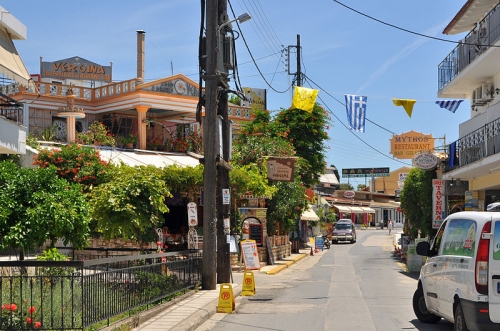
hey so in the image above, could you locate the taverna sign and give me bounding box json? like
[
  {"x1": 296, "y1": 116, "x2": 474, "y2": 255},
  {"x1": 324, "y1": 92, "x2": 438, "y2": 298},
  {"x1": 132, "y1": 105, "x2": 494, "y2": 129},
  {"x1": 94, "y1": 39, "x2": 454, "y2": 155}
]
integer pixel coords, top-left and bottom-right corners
[{"x1": 413, "y1": 152, "x2": 438, "y2": 170}]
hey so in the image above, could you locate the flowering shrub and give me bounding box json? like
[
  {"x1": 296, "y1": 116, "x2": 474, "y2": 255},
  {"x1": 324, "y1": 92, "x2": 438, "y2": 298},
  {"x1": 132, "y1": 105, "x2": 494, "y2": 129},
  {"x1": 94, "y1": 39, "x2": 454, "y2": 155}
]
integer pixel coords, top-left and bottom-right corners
[
  {"x1": 33, "y1": 142, "x2": 110, "y2": 188},
  {"x1": 77, "y1": 121, "x2": 115, "y2": 146},
  {"x1": 121, "y1": 131, "x2": 138, "y2": 145},
  {"x1": 146, "y1": 136, "x2": 164, "y2": 151},
  {"x1": 1, "y1": 302, "x2": 41, "y2": 330}
]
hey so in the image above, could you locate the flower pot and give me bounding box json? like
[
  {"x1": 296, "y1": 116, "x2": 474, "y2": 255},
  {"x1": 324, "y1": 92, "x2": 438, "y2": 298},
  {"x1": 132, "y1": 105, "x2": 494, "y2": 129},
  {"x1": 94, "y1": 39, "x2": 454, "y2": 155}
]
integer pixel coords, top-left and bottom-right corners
[
  {"x1": 125, "y1": 142, "x2": 134, "y2": 149},
  {"x1": 93, "y1": 140, "x2": 101, "y2": 146}
]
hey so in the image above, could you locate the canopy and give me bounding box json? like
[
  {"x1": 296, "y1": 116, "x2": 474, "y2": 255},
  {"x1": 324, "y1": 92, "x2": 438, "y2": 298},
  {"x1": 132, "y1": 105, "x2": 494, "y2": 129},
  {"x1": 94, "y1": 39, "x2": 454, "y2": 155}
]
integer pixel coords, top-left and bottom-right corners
[
  {"x1": 98, "y1": 149, "x2": 201, "y2": 167},
  {"x1": 332, "y1": 204, "x2": 352, "y2": 213},
  {"x1": 359, "y1": 207, "x2": 375, "y2": 214},
  {"x1": 301, "y1": 206, "x2": 319, "y2": 221}
]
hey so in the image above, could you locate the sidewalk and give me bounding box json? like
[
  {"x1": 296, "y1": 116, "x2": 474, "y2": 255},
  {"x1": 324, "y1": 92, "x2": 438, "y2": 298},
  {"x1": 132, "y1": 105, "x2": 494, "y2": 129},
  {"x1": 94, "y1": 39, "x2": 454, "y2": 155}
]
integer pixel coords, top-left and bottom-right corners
[{"x1": 123, "y1": 249, "x2": 310, "y2": 331}]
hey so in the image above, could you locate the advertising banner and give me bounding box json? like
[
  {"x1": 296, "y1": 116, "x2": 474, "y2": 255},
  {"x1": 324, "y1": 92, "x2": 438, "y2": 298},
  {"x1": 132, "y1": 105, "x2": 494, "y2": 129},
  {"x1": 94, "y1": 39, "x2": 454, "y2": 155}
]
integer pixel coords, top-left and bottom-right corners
[{"x1": 432, "y1": 179, "x2": 445, "y2": 229}]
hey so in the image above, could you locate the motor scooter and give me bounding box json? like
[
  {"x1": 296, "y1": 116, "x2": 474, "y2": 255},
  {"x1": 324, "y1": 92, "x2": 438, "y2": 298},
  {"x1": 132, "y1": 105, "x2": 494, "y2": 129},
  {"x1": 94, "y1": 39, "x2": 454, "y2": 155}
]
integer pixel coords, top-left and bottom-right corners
[{"x1": 322, "y1": 234, "x2": 331, "y2": 249}]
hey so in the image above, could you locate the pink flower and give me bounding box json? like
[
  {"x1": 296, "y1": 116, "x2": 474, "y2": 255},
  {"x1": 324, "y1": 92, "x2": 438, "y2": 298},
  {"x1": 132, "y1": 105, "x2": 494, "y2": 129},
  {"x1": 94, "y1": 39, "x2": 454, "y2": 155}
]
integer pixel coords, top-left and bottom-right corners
[
  {"x1": 161, "y1": 257, "x2": 167, "y2": 262},
  {"x1": 26, "y1": 317, "x2": 32, "y2": 324},
  {"x1": 27, "y1": 306, "x2": 36, "y2": 314},
  {"x1": 34, "y1": 321, "x2": 42, "y2": 329},
  {"x1": 10, "y1": 303, "x2": 17, "y2": 311},
  {"x1": 1, "y1": 303, "x2": 9, "y2": 310},
  {"x1": 156, "y1": 241, "x2": 163, "y2": 246}
]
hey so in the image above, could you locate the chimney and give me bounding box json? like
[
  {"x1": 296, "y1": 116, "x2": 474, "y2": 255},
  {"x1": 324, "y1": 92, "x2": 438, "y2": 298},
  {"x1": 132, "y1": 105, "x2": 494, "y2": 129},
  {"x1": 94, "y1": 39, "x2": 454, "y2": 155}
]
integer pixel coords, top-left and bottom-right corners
[{"x1": 136, "y1": 30, "x2": 145, "y2": 84}]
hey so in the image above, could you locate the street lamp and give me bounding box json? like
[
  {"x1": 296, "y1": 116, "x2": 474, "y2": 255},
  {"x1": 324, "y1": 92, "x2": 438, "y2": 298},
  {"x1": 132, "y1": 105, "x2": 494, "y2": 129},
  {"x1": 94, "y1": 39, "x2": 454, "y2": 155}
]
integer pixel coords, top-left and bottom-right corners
[{"x1": 216, "y1": 12, "x2": 251, "y2": 44}]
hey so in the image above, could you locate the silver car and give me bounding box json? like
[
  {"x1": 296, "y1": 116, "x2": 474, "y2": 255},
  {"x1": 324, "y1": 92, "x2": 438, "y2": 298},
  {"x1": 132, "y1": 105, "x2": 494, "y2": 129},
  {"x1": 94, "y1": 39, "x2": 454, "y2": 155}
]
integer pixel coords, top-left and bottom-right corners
[{"x1": 331, "y1": 220, "x2": 356, "y2": 244}]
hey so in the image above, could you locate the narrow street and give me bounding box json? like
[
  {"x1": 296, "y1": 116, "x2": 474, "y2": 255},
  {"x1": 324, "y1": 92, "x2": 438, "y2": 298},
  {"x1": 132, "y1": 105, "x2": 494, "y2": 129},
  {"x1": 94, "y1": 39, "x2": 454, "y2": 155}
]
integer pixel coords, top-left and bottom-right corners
[{"x1": 196, "y1": 229, "x2": 454, "y2": 331}]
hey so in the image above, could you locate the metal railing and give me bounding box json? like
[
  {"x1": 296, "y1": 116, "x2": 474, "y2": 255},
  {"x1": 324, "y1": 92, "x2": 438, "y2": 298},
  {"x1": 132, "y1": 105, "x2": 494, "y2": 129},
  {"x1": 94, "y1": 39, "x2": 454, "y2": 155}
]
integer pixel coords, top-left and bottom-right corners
[
  {"x1": 0, "y1": 250, "x2": 202, "y2": 330},
  {"x1": 444, "y1": 116, "x2": 500, "y2": 172},
  {"x1": 438, "y1": 2, "x2": 500, "y2": 90}
]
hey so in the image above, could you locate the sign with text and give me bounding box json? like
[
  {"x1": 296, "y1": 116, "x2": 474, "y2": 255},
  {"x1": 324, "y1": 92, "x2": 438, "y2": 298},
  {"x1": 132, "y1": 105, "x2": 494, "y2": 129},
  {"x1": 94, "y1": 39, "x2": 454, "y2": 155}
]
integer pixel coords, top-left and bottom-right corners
[
  {"x1": 41, "y1": 56, "x2": 112, "y2": 82},
  {"x1": 187, "y1": 202, "x2": 198, "y2": 226},
  {"x1": 266, "y1": 157, "x2": 296, "y2": 182},
  {"x1": 390, "y1": 130, "x2": 434, "y2": 159},
  {"x1": 342, "y1": 167, "x2": 390, "y2": 178},
  {"x1": 240, "y1": 240, "x2": 261, "y2": 270},
  {"x1": 432, "y1": 179, "x2": 445, "y2": 229}
]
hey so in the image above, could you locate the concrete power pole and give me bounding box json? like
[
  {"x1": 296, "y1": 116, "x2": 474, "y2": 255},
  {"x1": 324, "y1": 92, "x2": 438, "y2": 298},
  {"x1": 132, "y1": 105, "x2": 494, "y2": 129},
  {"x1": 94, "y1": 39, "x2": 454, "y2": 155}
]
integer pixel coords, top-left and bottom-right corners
[
  {"x1": 296, "y1": 34, "x2": 301, "y2": 87},
  {"x1": 202, "y1": 0, "x2": 219, "y2": 290}
]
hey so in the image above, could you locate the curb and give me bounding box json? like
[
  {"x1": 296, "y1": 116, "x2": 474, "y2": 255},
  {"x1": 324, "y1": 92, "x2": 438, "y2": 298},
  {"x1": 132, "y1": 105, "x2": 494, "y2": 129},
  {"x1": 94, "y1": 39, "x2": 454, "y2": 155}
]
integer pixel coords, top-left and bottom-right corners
[{"x1": 264, "y1": 253, "x2": 308, "y2": 275}]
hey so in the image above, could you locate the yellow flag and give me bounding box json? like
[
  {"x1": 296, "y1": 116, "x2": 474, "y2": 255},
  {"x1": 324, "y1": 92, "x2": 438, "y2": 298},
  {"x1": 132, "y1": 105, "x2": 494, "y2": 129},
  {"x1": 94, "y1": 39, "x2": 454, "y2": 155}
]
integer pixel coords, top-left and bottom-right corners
[
  {"x1": 291, "y1": 86, "x2": 319, "y2": 113},
  {"x1": 392, "y1": 99, "x2": 416, "y2": 118}
]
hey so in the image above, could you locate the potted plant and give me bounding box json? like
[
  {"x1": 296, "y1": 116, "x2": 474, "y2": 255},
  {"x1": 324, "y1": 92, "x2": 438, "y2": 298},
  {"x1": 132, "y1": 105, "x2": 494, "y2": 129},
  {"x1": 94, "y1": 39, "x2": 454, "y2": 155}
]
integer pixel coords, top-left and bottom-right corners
[
  {"x1": 121, "y1": 132, "x2": 138, "y2": 149},
  {"x1": 88, "y1": 121, "x2": 115, "y2": 147}
]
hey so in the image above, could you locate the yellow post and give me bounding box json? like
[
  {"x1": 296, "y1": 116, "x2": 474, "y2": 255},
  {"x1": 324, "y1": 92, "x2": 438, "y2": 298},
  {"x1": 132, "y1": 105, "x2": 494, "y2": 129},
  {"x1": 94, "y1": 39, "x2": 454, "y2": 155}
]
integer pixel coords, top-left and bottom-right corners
[
  {"x1": 217, "y1": 283, "x2": 235, "y2": 313},
  {"x1": 242, "y1": 271, "x2": 256, "y2": 296}
]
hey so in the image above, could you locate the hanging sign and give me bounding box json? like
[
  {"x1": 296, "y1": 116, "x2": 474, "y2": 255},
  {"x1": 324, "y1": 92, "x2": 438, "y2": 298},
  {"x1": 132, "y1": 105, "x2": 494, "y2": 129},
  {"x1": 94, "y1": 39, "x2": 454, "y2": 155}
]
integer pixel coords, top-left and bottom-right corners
[
  {"x1": 187, "y1": 202, "x2": 198, "y2": 226},
  {"x1": 266, "y1": 157, "x2": 296, "y2": 182},
  {"x1": 222, "y1": 189, "x2": 230, "y2": 205},
  {"x1": 390, "y1": 130, "x2": 434, "y2": 159},
  {"x1": 413, "y1": 152, "x2": 439, "y2": 170}
]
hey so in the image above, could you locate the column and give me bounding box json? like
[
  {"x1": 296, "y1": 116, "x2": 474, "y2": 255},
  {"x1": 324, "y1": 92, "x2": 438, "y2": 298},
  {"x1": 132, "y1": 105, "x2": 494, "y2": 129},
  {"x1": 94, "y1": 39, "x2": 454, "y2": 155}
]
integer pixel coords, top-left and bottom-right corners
[
  {"x1": 66, "y1": 116, "x2": 76, "y2": 142},
  {"x1": 135, "y1": 105, "x2": 149, "y2": 150}
]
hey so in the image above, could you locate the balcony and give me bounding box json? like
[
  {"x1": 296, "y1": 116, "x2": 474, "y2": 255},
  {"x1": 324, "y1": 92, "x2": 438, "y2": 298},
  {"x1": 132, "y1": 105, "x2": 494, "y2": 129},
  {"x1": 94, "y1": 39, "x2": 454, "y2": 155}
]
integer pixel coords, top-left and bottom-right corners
[
  {"x1": 438, "y1": 3, "x2": 500, "y2": 97},
  {"x1": 0, "y1": 92, "x2": 26, "y2": 154}
]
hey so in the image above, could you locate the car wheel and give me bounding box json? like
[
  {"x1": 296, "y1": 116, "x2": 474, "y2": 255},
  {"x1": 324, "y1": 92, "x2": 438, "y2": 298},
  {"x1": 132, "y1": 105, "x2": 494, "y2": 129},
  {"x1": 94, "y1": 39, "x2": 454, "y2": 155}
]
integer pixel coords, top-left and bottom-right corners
[
  {"x1": 412, "y1": 287, "x2": 441, "y2": 324},
  {"x1": 454, "y1": 301, "x2": 469, "y2": 331}
]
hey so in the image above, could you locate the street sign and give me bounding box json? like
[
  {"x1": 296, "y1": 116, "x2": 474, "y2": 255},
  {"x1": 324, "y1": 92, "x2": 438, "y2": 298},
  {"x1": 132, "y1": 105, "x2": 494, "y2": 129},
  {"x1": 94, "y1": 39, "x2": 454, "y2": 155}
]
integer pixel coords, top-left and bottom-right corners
[
  {"x1": 342, "y1": 167, "x2": 390, "y2": 178},
  {"x1": 222, "y1": 189, "x2": 230, "y2": 205}
]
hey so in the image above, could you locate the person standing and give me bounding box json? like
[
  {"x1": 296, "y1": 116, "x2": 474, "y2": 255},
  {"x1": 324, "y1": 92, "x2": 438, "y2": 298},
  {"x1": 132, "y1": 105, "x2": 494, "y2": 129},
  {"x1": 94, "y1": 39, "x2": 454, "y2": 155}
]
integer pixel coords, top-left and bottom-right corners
[{"x1": 388, "y1": 219, "x2": 393, "y2": 235}]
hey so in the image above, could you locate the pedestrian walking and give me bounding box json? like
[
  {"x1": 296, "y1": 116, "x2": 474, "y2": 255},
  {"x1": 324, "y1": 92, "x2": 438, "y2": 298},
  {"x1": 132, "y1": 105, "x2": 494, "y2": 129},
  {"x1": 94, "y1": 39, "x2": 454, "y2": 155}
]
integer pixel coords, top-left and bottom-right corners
[{"x1": 388, "y1": 219, "x2": 393, "y2": 235}]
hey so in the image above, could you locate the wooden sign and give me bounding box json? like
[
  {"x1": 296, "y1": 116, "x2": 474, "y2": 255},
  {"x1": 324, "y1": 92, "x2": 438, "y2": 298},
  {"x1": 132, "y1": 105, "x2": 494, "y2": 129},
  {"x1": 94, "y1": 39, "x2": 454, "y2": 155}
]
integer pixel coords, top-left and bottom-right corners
[
  {"x1": 240, "y1": 240, "x2": 261, "y2": 270},
  {"x1": 266, "y1": 157, "x2": 296, "y2": 182}
]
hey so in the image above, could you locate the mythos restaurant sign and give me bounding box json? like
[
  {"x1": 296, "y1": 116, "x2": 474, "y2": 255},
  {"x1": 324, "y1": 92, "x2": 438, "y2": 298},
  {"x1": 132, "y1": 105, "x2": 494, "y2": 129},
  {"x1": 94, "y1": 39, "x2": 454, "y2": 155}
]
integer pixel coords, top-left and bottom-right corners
[
  {"x1": 413, "y1": 152, "x2": 439, "y2": 170},
  {"x1": 390, "y1": 130, "x2": 434, "y2": 159},
  {"x1": 41, "y1": 56, "x2": 112, "y2": 82}
]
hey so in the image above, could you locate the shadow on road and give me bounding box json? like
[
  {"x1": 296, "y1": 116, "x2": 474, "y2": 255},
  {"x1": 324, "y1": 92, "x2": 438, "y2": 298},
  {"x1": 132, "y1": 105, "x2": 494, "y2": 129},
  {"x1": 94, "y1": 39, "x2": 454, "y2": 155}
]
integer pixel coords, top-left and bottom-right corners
[{"x1": 409, "y1": 318, "x2": 454, "y2": 330}]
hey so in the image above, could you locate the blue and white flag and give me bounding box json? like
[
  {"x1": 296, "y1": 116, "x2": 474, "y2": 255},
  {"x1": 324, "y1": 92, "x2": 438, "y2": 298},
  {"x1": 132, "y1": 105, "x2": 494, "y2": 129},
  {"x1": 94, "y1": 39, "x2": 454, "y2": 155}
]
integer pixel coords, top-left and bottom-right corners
[
  {"x1": 345, "y1": 94, "x2": 367, "y2": 132},
  {"x1": 435, "y1": 100, "x2": 463, "y2": 113}
]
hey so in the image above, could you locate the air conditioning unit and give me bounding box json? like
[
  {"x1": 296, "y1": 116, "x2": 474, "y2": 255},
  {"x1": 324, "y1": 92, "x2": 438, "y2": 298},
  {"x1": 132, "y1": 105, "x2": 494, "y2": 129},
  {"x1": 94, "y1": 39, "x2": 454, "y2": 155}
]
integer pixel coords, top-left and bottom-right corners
[
  {"x1": 473, "y1": 86, "x2": 486, "y2": 106},
  {"x1": 481, "y1": 83, "x2": 493, "y2": 101}
]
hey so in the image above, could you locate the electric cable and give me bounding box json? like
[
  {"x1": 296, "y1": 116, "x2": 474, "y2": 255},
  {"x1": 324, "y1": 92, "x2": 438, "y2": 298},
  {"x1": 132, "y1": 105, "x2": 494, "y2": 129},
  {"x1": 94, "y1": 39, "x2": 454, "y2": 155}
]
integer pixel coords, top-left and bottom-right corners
[
  {"x1": 196, "y1": 0, "x2": 206, "y2": 124},
  {"x1": 304, "y1": 74, "x2": 411, "y2": 166},
  {"x1": 331, "y1": 0, "x2": 500, "y2": 48}
]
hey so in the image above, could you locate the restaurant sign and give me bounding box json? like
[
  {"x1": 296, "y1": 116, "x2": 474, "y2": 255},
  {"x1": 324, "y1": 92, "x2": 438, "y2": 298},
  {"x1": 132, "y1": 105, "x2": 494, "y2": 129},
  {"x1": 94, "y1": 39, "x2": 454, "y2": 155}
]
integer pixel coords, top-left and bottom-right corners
[
  {"x1": 266, "y1": 157, "x2": 296, "y2": 182},
  {"x1": 41, "y1": 56, "x2": 112, "y2": 82},
  {"x1": 390, "y1": 130, "x2": 434, "y2": 159},
  {"x1": 413, "y1": 152, "x2": 438, "y2": 170},
  {"x1": 342, "y1": 167, "x2": 390, "y2": 178}
]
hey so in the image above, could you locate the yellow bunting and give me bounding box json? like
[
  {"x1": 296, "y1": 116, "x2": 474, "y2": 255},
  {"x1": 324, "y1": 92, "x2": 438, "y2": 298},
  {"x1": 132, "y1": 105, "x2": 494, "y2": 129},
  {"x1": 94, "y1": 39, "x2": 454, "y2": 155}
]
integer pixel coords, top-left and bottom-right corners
[
  {"x1": 217, "y1": 283, "x2": 235, "y2": 313},
  {"x1": 242, "y1": 271, "x2": 256, "y2": 296},
  {"x1": 392, "y1": 99, "x2": 416, "y2": 118},
  {"x1": 291, "y1": 86, "x2": 319, "y2": 113}
]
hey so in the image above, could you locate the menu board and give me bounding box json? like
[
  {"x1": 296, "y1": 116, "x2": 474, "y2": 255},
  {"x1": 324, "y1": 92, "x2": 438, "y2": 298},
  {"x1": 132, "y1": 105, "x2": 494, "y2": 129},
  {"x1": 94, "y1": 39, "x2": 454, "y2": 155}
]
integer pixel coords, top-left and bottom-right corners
[
  {"x1": 240, "y1": 239, "x2": 261, "y2": 270},
  {"x1": 249, "y1": 224, "x2": 263, "y2": 245}
]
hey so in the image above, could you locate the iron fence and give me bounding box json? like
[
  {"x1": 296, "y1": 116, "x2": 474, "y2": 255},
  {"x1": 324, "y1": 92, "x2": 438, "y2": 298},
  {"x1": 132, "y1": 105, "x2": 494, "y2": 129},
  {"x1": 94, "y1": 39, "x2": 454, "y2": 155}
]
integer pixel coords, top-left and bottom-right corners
[{"x1": 0, "y1": 250, "x2": 202, "y2": 330}]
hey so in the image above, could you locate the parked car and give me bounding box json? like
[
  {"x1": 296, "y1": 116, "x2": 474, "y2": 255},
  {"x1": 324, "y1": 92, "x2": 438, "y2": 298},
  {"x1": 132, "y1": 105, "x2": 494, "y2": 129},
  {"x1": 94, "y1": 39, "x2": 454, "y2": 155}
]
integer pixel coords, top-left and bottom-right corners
[
  {"x1": 413, "y1": 211, "x2": 500, "y2": 331},
  {"x1": 331, "y1": 220, "x2": 356, "y2": 244}
]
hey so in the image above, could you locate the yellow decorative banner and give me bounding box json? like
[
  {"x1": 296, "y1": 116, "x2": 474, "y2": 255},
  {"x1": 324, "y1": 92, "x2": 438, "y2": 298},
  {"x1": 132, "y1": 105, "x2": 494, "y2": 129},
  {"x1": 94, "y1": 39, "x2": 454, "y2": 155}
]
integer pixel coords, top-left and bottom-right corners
[
  {"x1": 392, "y1": 99, "x2": 416, "y2": 118},
  {"x1": 291, "y1": 86, "x2": 318, "y2": 113}
]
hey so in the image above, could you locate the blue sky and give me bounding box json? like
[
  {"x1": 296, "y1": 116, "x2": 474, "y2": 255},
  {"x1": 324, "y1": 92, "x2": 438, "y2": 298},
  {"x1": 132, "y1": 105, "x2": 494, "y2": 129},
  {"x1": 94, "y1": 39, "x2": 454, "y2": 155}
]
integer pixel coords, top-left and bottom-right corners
[{"x1": 4, "y1": 1, "x2": 470, "y2": 186}]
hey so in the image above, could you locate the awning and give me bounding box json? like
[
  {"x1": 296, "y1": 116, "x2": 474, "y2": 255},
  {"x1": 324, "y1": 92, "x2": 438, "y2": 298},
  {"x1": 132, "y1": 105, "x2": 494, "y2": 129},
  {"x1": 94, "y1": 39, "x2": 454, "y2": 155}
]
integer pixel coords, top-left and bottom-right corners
[
  {"x1": 301, "y1": 206, "x2": 319, "y2": 221},
  {"x1": 359, "y1": 207, "x2": 375, "y2": 214},
  {"x1": 332, "y1": 204, "x2": 352, "y2": 213},
  {"x1": 0, "y1": 26, "x2": 31, "y2": 87},
  {"x1": 348, "y1": 206, "x2": 364, "y2": 213},
  {"x1": 98, "y1": 149, "x2": 201, "y2": 167}
]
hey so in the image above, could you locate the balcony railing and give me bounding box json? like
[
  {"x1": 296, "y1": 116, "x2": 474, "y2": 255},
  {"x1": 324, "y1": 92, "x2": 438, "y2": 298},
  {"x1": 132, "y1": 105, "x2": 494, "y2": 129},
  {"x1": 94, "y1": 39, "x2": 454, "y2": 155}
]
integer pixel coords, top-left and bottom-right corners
[
  {"x1": 438, "y1": 2, "x2": 500, "y2": 90},
  {"x1": 445, "y1": 116, "x2": 500, "y2": 172}
]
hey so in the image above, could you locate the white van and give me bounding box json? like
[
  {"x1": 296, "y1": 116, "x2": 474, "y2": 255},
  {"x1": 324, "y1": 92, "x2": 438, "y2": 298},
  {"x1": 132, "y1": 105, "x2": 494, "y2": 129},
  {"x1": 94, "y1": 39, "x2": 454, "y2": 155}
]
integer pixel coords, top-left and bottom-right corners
[{"x1": 413, "y1": 211, "x2": 500, "y2": 331}]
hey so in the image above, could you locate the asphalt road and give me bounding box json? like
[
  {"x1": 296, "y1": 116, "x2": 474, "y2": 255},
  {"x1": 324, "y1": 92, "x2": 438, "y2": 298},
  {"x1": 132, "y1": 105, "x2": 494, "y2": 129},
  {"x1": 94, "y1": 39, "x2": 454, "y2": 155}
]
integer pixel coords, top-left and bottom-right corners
[{"x1": 195, "y1": 229, "x2": 455, "y2": 331}]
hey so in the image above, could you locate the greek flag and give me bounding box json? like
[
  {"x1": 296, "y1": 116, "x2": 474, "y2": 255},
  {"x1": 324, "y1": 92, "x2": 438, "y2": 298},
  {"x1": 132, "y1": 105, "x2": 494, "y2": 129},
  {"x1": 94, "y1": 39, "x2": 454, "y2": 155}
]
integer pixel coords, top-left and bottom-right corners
[
  {"x1": 435, "y1": 100, "x2": 463, "y2": 113},
  {"x1": 345, "y1": 94, "x2": 367, "y2": 132}
]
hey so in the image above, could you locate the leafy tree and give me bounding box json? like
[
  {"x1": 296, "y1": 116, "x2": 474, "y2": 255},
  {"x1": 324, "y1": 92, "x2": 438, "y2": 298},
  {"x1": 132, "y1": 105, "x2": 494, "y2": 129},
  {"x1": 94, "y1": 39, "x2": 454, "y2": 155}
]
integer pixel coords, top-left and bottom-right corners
[
  {"x1": 272, "y1": 104, "x2": 329, "y2": 186},
  {"x1": 400, "y1": 167, "x2": 437, "y2": 238},
  {"x1": 0, "y1": 162, "x2": 90, "y2": 259},
  {"x1": 357, "y1": 184, "x2": 367, "y2": 191},
  {"x1": 339, "y1": 183, "x2": 354, "y2": 190},
  {"x1": 89, "y1": 164, "x2": 170, "y2": 245},
  {"x1": 162, "y1": 164, "x2": 204, "y2": 198}
]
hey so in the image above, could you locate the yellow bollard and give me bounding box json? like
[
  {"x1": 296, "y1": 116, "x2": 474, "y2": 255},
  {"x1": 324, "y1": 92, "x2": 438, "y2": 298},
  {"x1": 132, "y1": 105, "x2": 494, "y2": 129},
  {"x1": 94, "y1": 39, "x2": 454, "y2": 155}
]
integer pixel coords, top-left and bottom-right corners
[
  {"x1": 217, "y1": 283, "x2": 235, "y2": 313},
  {"x1": 241, "y1": 271, "x2": 256, "y2": 296}
]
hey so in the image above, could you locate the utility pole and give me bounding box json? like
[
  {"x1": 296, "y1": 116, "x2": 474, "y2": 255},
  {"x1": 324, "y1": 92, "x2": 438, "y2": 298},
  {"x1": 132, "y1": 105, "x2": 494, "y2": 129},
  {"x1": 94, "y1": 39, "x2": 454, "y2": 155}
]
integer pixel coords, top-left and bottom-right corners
[
  {"x1": 201, "y1": 0, "x2": 219, "y2": 290},
  {"x1": 296, "y1": 34, "x2": 301, "y2": 87}
]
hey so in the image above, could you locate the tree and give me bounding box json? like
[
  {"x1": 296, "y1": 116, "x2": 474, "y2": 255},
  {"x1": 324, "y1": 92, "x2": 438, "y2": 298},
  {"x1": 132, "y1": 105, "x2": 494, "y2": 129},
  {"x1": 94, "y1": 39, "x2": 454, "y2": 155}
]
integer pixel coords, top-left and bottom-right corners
[
  {"x1": 400, "y1": 167, "x2": 436, "y2": 238},
  {"x1": 273, "y1": 104, "x2": 329, "y2": 187},
  {"x1": 0, "y1": 162, "x2": 90, "y2": 259},
  {"x1": 357, "y1": 184, "x2": 367, "y2": 191},
  {"x1": 339, "y1": 183, "x2": 354, "y2": 190},
  {"x1": 89, "y1": 164, "x2": 170, "y2": 245}
]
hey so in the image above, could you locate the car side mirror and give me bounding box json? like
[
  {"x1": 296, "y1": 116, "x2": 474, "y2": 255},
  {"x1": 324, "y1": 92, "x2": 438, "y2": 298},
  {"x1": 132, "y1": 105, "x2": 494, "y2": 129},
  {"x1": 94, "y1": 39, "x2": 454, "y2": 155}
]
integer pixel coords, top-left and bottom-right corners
[{"x1": 416, "y1": 241, "x2": 431, "y2": 256}]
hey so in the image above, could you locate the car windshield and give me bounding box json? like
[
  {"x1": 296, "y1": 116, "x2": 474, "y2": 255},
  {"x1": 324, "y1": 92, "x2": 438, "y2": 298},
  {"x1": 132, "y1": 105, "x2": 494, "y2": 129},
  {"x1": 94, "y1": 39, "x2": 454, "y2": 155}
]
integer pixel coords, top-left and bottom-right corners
[{"x1": 335, "y1": 223, "x2": 352, "y2": 230}]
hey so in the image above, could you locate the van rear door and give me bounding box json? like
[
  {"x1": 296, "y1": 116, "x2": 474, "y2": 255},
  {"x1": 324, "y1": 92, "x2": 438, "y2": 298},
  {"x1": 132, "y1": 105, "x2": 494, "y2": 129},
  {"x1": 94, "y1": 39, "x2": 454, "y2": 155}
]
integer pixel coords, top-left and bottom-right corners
[{"x1": 489, "y1": 216, "x2": 500, "y2": 322}]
